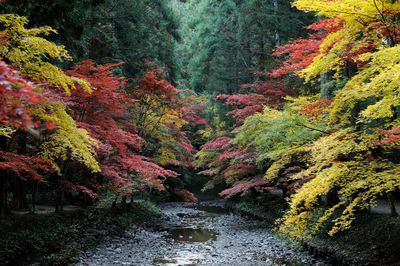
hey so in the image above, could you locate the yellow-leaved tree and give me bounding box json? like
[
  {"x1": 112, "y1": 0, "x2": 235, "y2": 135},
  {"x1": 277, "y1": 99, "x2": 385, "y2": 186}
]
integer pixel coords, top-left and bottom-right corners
[
  {"x1": 0, "y1": 14, "x2": 99, "y2": 172},
  {"x1": 293, "y1": 0, "x2": 400, "y2": 81},
  {"x1": 277, "y1": 0, "x2": 400, "y2": 239},
  {"x1": 0, "y1": 14, "x2": 91, "y2": 94},
  {"x1": 0, "y1": 12, "x2": 100, "y2": 212}
]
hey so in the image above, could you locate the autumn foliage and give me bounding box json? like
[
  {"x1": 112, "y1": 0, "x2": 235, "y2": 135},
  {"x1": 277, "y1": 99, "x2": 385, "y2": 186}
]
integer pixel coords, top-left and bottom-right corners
[
  {"x1": 270, "y1": 18, "x2": 344, "y2": 78},
  {"x1": 0, "y1": 61, "x2": 38, "y2": 128},
  {"x1": 196, "y1": 0, "x2": 400, "y2": 242},
  {"x1": 4, "y1": 1, "x2": 400, "y2": 252},
  {"x1": 0, "y1": 13, "x2": 200, "y2": 216}
]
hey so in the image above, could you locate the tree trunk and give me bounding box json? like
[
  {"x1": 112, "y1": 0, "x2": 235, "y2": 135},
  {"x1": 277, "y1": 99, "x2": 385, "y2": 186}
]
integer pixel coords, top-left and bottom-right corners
[
  {"x1": 273, "y1": 0, "x2": 281, "y2": 47},
  {"x1": 31, "y1": 181, "x2": 38, "y2": 214},
  {"x1": 121, "y1": 196, "x2": 127, "y2": 206},
  {"x1": 258, "y1": 38, "x2": 265, "y2": 68},
  {"x1": 60, "y1": 189, "x2": 64, "y2": 211},
  {"x1": 55, "y1": 188, "x2": 60, "y2": 212},
  {"x1": 55, "y1": 187, "x2": 65, "y2": 212},
  {"x1": 55, "y1": 183, "x2": 64, "y2": 212},
  {"x1": 55, "y1": 159, "x2": 70, "y2": 212},
  {"x1": 388, "y1": 192, "x2": 398, "y2": 217},
  {"x1": 0, "y1": 175, "x2": 8, "y2": 217},
  {"x1": 320, "y1": 72, "x2": 328, "y2": 86},
  {"x1": 83, "y1": 192, "x2": 88, "y2": 207},
  {"x1": 12, "y1": 131, "x2": 29, "y2": 210},
  {"x1": 326, "y1": 190, "x2": 340, "y2": 207},
  {"x1": 12, "y1": 178, "x2": 29, "y2": 210},
  {"x1": 112, "y1": 195, "x2": 118, "y2": 208},
  {"x1": 0, "y1": 135, "x2": 7, "y2": 150},
  {"x1": 249, "y1": 187, "x2": 259, "y2": 203}
]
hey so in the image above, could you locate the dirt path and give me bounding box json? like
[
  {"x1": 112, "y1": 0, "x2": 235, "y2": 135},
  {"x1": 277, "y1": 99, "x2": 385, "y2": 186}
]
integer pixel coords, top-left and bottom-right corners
[{"x1": 75, "y1": 201, "x2": 328, "y2": 265}]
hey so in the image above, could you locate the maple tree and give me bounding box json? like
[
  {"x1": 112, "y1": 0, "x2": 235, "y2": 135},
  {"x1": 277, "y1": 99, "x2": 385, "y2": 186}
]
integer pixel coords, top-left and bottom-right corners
[
  {"x1": 270, "y1": 18, "x2": 344, "y2": 79},
  {"x1": 66, "y1": 60, "x2": 181, "y2": 198},
  {"x1": 0, "y1": 14, "x2": 199, "y2": 214},
  {"x1": 130, "y1": 62, "x2": 198, "y2": 170},
  {"x1": 0, "y1": 14, "x2": 100, "y2": 213},
  {"x1": 196, "y1": 72, "x2": 293, "y2": 197},
  {"x1": 0, "y1": 61, "x2": 38, "y2": 130},
  {"x1": 195, "y1": 0, "x2": 400, "y2": 241},
  {"x1": 274, "y1": 0, "x2": 400, "y2": 239}
]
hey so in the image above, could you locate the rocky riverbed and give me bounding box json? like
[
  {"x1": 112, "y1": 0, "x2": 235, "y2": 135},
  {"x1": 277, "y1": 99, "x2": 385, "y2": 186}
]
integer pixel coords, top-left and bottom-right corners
[{"x1": 76, "y1": 201, "x2": 328, "y2": 265}]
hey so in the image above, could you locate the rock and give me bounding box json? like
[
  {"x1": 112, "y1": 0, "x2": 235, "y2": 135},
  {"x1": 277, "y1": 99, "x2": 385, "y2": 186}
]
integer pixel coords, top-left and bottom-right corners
[{"x1": 76, "y1": 201, "x2": 328, "y2": 266}]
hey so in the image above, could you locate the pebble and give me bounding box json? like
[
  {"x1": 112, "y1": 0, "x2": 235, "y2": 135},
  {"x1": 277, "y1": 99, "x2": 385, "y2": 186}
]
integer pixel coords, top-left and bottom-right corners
[{"x1": 75, "y1": 201, "x2": 330, "y2": 266}]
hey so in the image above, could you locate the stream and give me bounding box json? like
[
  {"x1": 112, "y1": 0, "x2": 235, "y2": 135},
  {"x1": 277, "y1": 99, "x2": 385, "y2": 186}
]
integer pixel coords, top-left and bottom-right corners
[{"x1": 76, "y1": 201, "x2": 328, "y2": 265}]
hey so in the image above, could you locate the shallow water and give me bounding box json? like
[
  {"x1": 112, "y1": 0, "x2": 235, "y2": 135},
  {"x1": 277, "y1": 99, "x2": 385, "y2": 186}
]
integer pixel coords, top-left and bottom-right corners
[{"x1": 167, "y1": 227, "x2": 218, "y2": 243}]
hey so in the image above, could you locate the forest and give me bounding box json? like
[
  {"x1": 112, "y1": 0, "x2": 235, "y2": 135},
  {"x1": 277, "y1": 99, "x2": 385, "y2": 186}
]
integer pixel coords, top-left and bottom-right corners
[{"x1": 1, "y1": 0, "x2": 400, "y2": 265}]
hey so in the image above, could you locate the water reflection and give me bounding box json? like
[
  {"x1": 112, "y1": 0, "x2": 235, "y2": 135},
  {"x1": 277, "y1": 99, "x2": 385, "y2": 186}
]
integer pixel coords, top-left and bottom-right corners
[
  {"x1": 168, "y1": 227, "x2": 218, "y2": 242},
  {"x1": 194, "y1": 205, "x2": 229, "y2": 214}
]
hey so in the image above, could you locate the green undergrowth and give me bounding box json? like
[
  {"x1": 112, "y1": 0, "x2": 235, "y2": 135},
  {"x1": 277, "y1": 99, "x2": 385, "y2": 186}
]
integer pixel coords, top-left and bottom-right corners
[
  {"x1": 228, "y1": 195, "x2": 400, "y2": 265},
  {"x1": 0, "y1": 200, "x2": 161, "y2": 266},
  {"x1": 308, "y1": 213, "x2": 400, "y2": 265},
  {"x1": 226, "y1": 193, "x2": 288, "y2": 222}
]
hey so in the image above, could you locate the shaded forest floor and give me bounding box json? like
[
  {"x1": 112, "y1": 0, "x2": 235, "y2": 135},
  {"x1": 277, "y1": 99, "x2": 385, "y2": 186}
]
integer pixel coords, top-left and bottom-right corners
[{"x1": 0, "y1": 201, "x2": 161, "y2": 265}]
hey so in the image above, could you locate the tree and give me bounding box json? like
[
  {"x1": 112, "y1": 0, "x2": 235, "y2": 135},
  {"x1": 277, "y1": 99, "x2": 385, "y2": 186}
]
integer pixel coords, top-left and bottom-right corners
[
  {"x1": 0, "y1": 14, "x2": 99, "y2": 212},
  {"x1": 66, "y1": 60, "x2": 179, "y2": 198},
  {"x1": 1, "y1": 0, "x2": 181, "y2": 80},
  {"x1": 275, "y1": 0, "x2": 400, "y2": 239}
]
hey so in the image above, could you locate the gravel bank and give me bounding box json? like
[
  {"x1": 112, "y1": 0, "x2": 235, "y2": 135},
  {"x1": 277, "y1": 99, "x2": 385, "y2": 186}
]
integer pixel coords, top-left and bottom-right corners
[{"x1": 76, "y1": 201, "x2": 328, "y2": 265}]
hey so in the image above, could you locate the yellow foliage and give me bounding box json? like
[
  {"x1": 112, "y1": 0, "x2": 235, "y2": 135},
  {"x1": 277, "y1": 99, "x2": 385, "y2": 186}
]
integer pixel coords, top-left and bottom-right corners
[
  {"x1": 293, "y1": 0, "x2": 400, "y2": 23},
  {"x1": 0, "y1": 14, "x2": 99, "y2": 174},
  {"x1": 0, "y1": 126, "x2": 16, "y2": 138},
  {"x1": 292, "y1": 0, "x2": 400, "y2": 81},
  {"x1": 286, "y1": 95, "x2": 331, "y2": 125},
  {"x1": 154, "y1": 146, "x2": 177, "y2": 166},
  {"x1": 33, "y1": 103, "x2": 100, "y2": 173},
  {"x1": 0, "y1": 14, "x2": 91, "y2": 94},
  {"x1": 301, "y1": 23, "x2": 364, "y2": 81},
  {"x1": 329, "y1": 46, "x2": 400, "y2": 126},
  {"x1": 136, "y1": 100, "x2": 190, "y2": 166},
  {"x1": 274, "y1": 1, "x2": 400, "y2": 240},
  {"x1": 278, "y1": 128, "x2": 400, "y2": 238},
  {"x1": 265, "y1": 145, "x2": 310, "y2": 182},
  {"x1": 279, "y1": 160, "x2": 400, "y2": 239},
  {"x1": 285, "y1": 95, "x2": 319, "y2": 113}
]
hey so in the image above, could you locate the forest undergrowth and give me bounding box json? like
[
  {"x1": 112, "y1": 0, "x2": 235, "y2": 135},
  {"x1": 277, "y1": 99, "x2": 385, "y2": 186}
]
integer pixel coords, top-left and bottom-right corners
[{"x1": 0, "y1": 200, "x2": 161, "y2": 265}]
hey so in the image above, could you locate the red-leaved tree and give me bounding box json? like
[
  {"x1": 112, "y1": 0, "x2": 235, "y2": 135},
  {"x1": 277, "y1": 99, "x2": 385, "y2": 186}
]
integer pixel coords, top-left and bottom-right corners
[{"x1": 66, "y1": 60, "x2": 179, "y2": 197}]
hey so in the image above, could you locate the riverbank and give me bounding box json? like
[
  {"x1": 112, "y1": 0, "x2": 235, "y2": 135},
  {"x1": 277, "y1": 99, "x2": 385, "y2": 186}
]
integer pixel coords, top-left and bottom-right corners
[
  {"x1": 226, "y1": 196, "x2": 400, "y2": 266},
  {"x1": 3, "y1": 198, "x2": 398, "y2": 265},
  {"x1": 76, "y1": 200, "x2": 326, "y2": 265},
  {"x1": 0, "y1": 201, "x2": 161, "y2": 265}
]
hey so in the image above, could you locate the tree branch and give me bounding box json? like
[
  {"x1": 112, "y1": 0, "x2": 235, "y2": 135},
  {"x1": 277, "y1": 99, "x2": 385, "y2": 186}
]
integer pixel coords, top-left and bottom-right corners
[{"x1": 296, "y1": 123, "x2": 330, "y2": 134}]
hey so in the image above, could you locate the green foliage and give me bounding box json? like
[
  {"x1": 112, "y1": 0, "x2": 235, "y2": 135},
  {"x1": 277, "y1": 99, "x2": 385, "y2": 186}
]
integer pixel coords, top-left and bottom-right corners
[
  {"x1": 234, "y1": 106, "x2": 324, "y2": 163},
  {"x1": 1, "y1": 0, "x2": 180, "y2": 80},
  {"x1": 133, "y1": 200, "x2": 162, "y2": 217},
  {"x1": 0, "y1": 201, "x2": 161, "y2": 265},
  {"x1": 174, "y1": 0, "x2": 313, "y2": 95}
]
